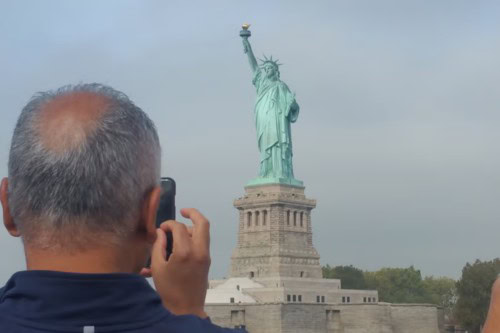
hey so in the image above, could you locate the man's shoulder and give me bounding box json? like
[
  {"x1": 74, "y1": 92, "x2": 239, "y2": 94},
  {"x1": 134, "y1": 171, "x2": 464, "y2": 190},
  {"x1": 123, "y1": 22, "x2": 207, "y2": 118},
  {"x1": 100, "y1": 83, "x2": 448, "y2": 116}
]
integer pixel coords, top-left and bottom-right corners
[
  {"x1": 0, "y1": 308, "x2": 246, "y2": 333},
  {"x1": 0, "y1": 284, "x2": 6, "y2": 299}
]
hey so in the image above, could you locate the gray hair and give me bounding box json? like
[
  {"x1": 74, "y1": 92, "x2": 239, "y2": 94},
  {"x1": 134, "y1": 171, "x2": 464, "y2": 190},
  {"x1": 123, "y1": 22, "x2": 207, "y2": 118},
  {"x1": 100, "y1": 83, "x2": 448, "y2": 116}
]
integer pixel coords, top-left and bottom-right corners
[{"x1": 8, "y1": 83, "x2": 161, "y2": 249}]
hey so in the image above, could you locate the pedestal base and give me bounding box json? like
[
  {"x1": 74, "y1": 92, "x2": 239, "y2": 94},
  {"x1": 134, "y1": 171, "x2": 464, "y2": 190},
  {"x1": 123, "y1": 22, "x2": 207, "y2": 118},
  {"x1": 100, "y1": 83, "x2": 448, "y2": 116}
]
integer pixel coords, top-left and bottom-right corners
[{"x1": 230, "y1": 183, "x2": 321, "y2": 279}]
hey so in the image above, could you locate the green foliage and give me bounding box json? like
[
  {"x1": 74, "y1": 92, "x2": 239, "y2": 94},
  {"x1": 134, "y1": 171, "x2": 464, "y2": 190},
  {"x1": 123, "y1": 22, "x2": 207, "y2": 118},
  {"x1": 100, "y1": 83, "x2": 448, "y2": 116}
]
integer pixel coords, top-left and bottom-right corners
[
  {"x1": 455, "y1": 259, "x2": 500, "y2": 333},
  {"x1": 321, "y1": 260, "x2": 500, "y2": 332},
  {"x1": 364, "y1": 266, "x2": 428, "y2": 303},
  {"x1": 322, "y1": 264, "x2": 457, "y2": 314},
  {"x1": 322, "y1": 264, "x2": 367, "y2": 289},
  {"x1": 422, "y1": 276, "x2": 457, "y2": 318}
]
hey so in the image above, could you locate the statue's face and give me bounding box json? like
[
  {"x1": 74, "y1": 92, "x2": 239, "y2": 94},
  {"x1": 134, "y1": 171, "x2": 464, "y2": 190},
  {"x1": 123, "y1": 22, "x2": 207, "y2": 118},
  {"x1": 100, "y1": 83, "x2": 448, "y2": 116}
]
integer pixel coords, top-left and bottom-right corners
[{"x1": 263, "y1": 63, "x2": 278, "y2": 80}]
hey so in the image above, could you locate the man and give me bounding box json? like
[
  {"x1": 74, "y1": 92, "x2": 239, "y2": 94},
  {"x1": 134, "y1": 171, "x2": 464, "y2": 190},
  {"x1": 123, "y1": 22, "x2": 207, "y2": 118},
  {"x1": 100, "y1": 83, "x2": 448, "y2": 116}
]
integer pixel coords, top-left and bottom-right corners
[
  {"x1": 483, "y1": 277, "x2": 500, "y2": 332},
  {"x1": 0, "y1": 84, "x2": 243, "y2": 332}
]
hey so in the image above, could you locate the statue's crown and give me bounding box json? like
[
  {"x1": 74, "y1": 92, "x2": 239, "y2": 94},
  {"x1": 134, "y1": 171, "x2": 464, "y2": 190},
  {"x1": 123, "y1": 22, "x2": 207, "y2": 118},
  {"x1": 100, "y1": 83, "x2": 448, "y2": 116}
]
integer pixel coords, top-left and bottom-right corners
[{"x1": 259, "y1": 55, "x2": 283, "y2": 69}]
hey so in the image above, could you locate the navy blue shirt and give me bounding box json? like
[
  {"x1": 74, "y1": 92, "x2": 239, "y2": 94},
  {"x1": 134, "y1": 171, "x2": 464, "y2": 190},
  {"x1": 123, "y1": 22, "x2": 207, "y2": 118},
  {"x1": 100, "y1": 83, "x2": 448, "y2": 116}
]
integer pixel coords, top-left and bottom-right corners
[{"x1": 0, "y1": 271, "x2": 243, "y2": 333}]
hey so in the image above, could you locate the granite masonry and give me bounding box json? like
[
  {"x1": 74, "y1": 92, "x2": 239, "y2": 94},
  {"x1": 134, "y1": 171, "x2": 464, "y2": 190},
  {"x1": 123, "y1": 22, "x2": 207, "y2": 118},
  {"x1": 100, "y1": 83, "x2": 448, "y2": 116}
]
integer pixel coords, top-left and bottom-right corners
[{"x1": 205, "y1": 183, "x2": 444, "y2": 333}]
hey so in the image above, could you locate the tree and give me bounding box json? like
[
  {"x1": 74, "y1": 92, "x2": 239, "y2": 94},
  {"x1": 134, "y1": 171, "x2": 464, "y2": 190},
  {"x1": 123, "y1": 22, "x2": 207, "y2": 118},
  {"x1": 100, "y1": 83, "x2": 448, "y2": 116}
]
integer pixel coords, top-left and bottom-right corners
[
  {"x1": 422, "y1": 276, "x2": 457, "y2": 320},
  {"x1": 455, "y1": 258, "x2": 500, "y2": 333},
  {"x1": 364, "y1": 266, "x2": 428, "y2": 303},
  {"x1": 322, "y1": 265, "x2": 367, "y2": 289},
  {"x1": 322, "y1": 264, "x2": 457, "y2": 318}
]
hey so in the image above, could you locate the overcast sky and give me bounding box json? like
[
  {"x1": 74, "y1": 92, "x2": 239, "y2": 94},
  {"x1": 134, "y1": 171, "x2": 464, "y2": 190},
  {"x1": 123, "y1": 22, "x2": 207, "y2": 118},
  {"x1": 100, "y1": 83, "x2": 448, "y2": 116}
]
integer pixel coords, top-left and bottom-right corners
[{"x1": 1, "y1": 0, "x2": 499, "y2": 285}]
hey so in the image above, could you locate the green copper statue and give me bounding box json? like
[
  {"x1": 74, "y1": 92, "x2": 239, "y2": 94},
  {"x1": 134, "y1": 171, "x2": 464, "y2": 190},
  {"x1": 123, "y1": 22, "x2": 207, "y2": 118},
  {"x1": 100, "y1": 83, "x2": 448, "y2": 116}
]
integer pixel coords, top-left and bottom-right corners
[{"x1": 240, "y1": 24, "x2": 303, "y2": 187}]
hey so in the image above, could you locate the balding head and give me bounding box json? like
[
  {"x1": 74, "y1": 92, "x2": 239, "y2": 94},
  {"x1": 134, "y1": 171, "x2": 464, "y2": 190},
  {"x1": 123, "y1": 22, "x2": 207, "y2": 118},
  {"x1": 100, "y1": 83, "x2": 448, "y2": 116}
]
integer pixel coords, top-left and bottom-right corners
[
  {"x1": 7, "y1": 84, "x2": 161, "y2": 250},
  {"x1": 38, "y1": 91, "x2": 110, "y2": 153}
]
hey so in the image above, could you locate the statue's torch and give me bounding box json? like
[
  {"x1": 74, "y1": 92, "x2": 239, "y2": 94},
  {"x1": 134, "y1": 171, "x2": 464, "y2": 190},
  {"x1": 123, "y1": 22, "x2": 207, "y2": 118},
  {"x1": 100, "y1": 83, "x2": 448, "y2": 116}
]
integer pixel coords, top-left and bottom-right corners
[{"x1": 240, "y1": 23, "x2": 251, "y2": 53}]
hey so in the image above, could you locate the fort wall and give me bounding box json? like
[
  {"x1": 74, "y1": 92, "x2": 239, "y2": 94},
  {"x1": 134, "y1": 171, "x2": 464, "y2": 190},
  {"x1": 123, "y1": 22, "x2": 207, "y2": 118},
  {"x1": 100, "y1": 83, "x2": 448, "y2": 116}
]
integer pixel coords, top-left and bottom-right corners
[{"x1": 205, "y1": 302, "x2": 444, "y2": 333}]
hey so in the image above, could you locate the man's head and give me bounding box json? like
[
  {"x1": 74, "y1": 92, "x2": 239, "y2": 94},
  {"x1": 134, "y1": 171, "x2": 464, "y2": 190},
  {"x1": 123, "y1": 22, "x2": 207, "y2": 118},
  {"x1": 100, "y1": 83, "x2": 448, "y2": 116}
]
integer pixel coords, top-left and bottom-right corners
[{"x1": 1, "y1": 84, "x2": 161, "y2": 257}]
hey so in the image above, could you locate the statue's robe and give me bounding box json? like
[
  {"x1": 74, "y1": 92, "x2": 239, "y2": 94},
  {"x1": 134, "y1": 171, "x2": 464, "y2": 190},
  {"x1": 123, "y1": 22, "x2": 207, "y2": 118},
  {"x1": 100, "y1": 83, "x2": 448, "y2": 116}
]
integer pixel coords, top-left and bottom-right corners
[{"x1": 253, "y1": 69, "x2": 299, "y2": 179}]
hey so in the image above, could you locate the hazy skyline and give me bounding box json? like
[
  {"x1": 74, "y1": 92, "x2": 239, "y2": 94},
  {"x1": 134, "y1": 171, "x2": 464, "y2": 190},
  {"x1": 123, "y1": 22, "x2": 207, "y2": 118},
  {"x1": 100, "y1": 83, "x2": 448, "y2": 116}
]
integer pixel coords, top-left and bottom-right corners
[{"x1": 1, "y1": 0, "x2": 499, "y2": 284}]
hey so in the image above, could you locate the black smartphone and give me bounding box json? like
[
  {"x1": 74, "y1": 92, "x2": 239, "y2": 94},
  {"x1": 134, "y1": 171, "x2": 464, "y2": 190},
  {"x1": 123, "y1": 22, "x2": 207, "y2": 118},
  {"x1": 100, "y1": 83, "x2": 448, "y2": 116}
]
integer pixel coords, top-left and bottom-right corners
[
  {"x1": 147, "y1": 177, "x2": 175, "y2": 267},
  {"x1": 156, "y1": 177, "x2": 175, "y2": 260}
]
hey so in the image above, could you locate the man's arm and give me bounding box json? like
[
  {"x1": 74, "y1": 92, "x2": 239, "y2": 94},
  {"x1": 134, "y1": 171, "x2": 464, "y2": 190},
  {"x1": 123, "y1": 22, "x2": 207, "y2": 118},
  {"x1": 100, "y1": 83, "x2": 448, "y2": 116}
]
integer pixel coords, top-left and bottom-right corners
[
  {"x1": 142, "y1": 208, "x2": 247, "y2": 331},
  {"x1": 483, "y1": 277, "x2": 500, "y2": 333},
  {"x1": 242, "y1": 38, "x2": 258, "y2": 74},
  {"x1": 146, "y1": 208, "x2": 211, "y2": 318}
]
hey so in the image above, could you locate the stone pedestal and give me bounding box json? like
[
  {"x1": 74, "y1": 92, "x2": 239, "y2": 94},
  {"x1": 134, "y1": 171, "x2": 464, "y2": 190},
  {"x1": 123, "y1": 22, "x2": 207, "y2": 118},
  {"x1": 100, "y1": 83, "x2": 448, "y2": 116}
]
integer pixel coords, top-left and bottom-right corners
[{"x1": 229, "y1": 183, "x2": 322, "y2": 278}]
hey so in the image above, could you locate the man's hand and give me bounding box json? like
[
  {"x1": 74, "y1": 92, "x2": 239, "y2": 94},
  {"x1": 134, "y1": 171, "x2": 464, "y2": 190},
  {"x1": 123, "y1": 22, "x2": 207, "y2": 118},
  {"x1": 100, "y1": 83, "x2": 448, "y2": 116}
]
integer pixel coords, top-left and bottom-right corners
[
  {"x1": 143, "y1": 208, "x2": 211, "y2": 318},
  {"x1": 484, "y1": 277, "x2": 500, "y2": 333}
]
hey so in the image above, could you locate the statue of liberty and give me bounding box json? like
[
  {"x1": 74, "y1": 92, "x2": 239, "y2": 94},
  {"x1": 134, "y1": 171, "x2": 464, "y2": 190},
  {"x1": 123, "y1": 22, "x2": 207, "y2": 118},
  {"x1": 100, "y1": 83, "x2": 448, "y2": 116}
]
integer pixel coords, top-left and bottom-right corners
[{"x1": 240, "y1": 25, "x2": 303, "y2": 186}]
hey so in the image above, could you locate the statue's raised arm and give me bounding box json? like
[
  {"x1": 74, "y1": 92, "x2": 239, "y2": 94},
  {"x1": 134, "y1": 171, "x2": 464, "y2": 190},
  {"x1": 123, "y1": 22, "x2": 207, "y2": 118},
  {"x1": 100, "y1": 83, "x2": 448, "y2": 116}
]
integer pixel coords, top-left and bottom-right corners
[
  {"x1": 238, "y1": 24, "x2": 303, "y2": 187},
  {"x1": 240, "y1": 24, "x2": 258, "y2": 73}
]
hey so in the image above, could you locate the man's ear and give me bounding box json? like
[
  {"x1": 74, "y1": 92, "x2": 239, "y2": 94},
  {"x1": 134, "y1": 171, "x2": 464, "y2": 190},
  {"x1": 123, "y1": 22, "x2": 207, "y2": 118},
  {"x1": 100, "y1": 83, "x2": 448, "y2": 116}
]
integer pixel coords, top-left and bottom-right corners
[
  {"x1": 140, "y1": 186, "x2": 161, "y2": 243},
  {"x1": 1, "y1": 178, "x2": 20, "y2": 237}
]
